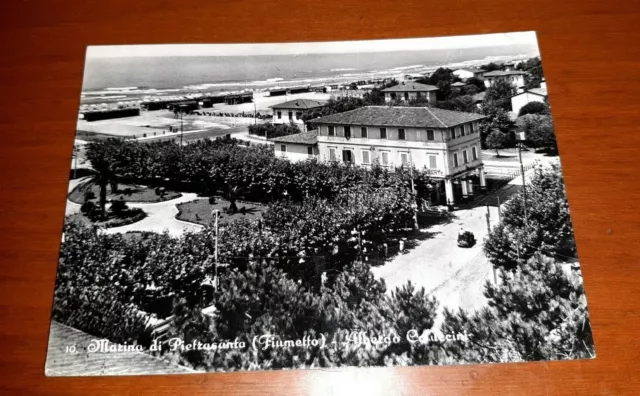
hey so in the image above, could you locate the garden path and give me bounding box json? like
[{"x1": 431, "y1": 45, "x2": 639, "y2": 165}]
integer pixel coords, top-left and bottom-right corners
[{"x1": 103, "y1": 193, "x2": 203, "y2": 237}]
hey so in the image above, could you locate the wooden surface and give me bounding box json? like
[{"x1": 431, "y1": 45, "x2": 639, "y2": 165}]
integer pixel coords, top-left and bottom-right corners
[{"x1": 0, "y1": 0, "x2": 639, "y2": 394}]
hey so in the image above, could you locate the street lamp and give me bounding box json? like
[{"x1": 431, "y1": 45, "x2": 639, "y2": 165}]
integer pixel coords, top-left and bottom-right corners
[{"x1": 516, "y1": 131, "x2": 528, "y2": 231}]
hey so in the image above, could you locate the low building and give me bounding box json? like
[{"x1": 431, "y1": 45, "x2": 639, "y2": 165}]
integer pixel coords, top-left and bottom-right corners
[
  {"x1": 270, "y1": 99, "x2": 325, "y2": 125},
  {"x1": 483, "y1": 70, "x2": 527, "y2": 89},
  {"x1": 271, "y1": 131, "x2": 319, "y2": 162},
  {"x1": 453, "y1": 68, "x2": 486, "y2": 80},
  {"x1": 511, "y1": 87, "x2": 548, "y2": 115},
  {"x1": 381, "y1": 82, "x2": 438, "y2": 103},
  {"x1": 310, "y1": 106, "x2": 487, "y2": 205}
]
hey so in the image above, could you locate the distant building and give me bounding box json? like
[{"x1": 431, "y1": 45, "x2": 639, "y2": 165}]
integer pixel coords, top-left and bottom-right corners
[
  {"x1": 381, "y1": 82, "x2": 439, "y2": 103},
  {"x1": 483, "y1": 70, "x2": 527, "y2": 89},
  {"x1": 271, "y1": 131, "x2": 319, "y2": 162},
  {"x1": 310, "y1": 106, "x2": 487, "y2": 205},
  {"x1": 270, "y1": 99, "x2": 325, "y2": 125},
  {"x1": 471, "y1": 91, "x2": 487, "y2": 108},
  {"x1": 511, "y1": 87, "x2": 549, "y2": 115},
  {"x1": 453, "y1": 68, "x2": 486, "y2": 80}
]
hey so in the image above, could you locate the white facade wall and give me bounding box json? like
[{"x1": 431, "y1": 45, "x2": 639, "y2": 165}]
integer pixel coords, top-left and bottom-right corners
[
  {"x1": 453, "y1": 70, "x2": 474, "y2": 79},
  {"x1": 511, "y1": 92, "x2": 547, "y2": 115},
  {"x1": 484, "y1": 74, "x2": 525, "y2": 88},
  {"x1": 384, "y1": 91, "x2": 437, "y2": 103},
  {"x1": 272, "y1": 108, "x2": 306, "y2": 125},
  {"x1": 315, "y1": 122, "x2": 482, "y2": 178},
  {"x1": 274, "y1": 142, "x2": 318, "y2": 162}
]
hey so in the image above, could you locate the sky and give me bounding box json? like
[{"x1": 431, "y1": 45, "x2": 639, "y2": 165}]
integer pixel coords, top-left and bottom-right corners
[{"x1": 86, "y1": 31, "x2": 538, "y2": 58}]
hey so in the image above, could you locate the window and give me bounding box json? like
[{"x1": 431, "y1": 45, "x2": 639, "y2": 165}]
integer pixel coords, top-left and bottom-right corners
[
  {"x1": 472, "y1": 146, "x2": 478, "y2": 160},
  {"x1": 296, "y1": 112, "x2": 302, "y2": 119},
  {"x1": 381, "y1": 151, "x2": 389, "y2": 166},
  {"x1": 428, "y1": 155, "x2": 437, "y2": 169},
  {"x1": 463, "y1": 150, "x2": 468, "y2": 164},
  {"x1": 277, "y1": 111, "x2": 282, "y2": 119},
  {"x1": 362, "y1": 150, "x2": 371, "y2": 165},
  {"x1": 328, "y1": 126, "x2": 335, "y2": 136},
  {"x1": 453, "y1": 153, "x2": 459, "y2": 167},
  {"x1": 404, "y1": 92, "x2": 409, "y2": 100},
  {"x1": 342, "y1": 149, "x2": 353, "y2": 163},
  {"x1": 361, "y1": 127, "x2": 368, "y2": 138},
  {"x1": 400, "y1": 152, "x2": 409, "y2": 166},
  {"x1": 329, "y1": 148, "x2": 336, "y2": 161},
  {"x1": 344, "y1": 126, "x2": 351, "y2": 139},
  {"x1": 288, "y1": 111, "x2": 293, "y2": 120},
  {"x1": 450, "y1": 128, "x2": 456, "y2": 139},
  {"x1": 380, "y1": 127, "x2": 387, "y2": 139},
  {"x1": 307, "y1": 146, "x2": 313, "y2": 157},
  {"x1": 469, "y1": 122, "x2": 475, "y2": 134},
  {"x1": 280, "y1": 145, "x2": 287, "y2": 152},
  {"x1": 459, "y1": 126, "x2": 465, "y2": 137},
  {"x1": 426, "y1": 129, "x2": 435, "y2": 141},
  {"x1": 398, "y1": 128, "x2": 406, "y2": 140}
]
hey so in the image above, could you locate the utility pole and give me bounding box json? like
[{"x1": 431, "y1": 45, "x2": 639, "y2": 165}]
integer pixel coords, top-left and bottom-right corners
[
  {"x1": 179, "y1": 110, "x2": 184, "y2": 146},
  {"x1": 73, "y1": 143, "x2": 78, "y2": 179},
  {"x1": 254, "y1": 102, "x2": 257, "y2": 125},
  {"x1": 497, "y1": 195, "x2": 502, "y2": 223},
  {"x1": 213, "y1": 209, "x2": 219, "y2": 293},
  {"x1": 518, "y1": 142, "x2": 528, "y2": 230},
  {"x1": 486, "y1": 203, "x2": 497, "y2": 285},
  {"x1": 409, "y1": 151, "x2": 419, "y2": 230}
]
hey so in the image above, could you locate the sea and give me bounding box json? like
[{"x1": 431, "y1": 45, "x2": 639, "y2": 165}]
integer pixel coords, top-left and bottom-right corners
[{"x1": 80, "y1": 44, "x2": 539, "y2": 103}]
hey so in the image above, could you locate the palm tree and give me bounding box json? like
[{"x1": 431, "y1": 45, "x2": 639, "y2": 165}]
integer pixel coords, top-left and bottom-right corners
[
  {"x1": 85, "y1": 141, "x2": 120, "y2": 219},
  {"x1": 225, "y1": 185, "x2": 244, "y2": 214}
]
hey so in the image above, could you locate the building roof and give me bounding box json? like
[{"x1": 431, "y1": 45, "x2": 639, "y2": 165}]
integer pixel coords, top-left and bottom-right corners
[
  {"x1": 310, "y1": 106, "x2": 485, "y2": 128},
  {"x1": 512, "y1": 87, "x2": 548, "y2": 98},
  {"x1": 527, "y1": 87, "x2": 548, "y2": 96},
  {"x1": 270, "y1": 131, "x2": 318, "y2": 144},
  {"x1": 471, "y1": 92, "x2": 487, "y2": 102},
  {"x1": 483, "y1": 70, "x2": 528, "y2": 77},
  {"x1": 270, "y1": 99, "x2": 325, "y2": 110},
  {"x1": 455, "y1": 68, "x2": 485, "y2": 73},
  {"x1": 381, "y1": 82, "x2": 439, "y2": 93},
  {"x1": 45, "y1": 321, "x2": 196, "y2": 376}
]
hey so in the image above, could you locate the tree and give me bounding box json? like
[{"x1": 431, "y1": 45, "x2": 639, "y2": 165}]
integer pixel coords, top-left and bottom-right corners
[
  {"x1": 485, "y1": 130, "x2": 507, "y2": 156},
  {"x1": 479, "y1": 104, "x2": 514, "y2": 148},
  {"x1": 484, "y1": 79, "x2": 517, "y2": 111},
  {"x1": 517, "y1": 101, "x2": 550, "y2": 117},
  {"x1": 483, "y1": 165, "x2": 576, "y2": 271},
  {"x1": 518, "y1": 114, "x2": 557, "y2": 152},
  {"x1": 441, "y1": 254, "x2": 593, "y2": 363},
  {"x1": 466, "y1": 77, "x2": 486, "y2": 92},
  {"x1": 85, "y1": 140, "x2": 121, "y2": 217}
]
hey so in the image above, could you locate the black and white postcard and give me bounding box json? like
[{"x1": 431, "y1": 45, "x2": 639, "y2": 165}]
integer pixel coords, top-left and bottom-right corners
[{"x1": 45, "y1": 31, "x2": 595, "y2": 376}]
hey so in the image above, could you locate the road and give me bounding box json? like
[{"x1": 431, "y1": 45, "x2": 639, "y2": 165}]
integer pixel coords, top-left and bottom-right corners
[
  {"x1": 371, "y1": 204, "x2": 501, "y2": 321},
  {"x1": 371, "y1": 165, "x2": 548, "y2": 326}
]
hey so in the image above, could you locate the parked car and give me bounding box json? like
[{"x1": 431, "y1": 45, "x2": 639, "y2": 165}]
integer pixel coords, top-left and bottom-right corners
[{"x1": 457, "y1": 230, "x2": 476, "y2": 248}]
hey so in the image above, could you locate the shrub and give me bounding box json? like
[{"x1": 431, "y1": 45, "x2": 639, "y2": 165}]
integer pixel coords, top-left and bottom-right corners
[
  {"x1": 80, "y1": 201, "x2": 96, "y2": 214},
  {"x1": 83, "y1": 190, "x2": 96, "y2": 201},
  {"x1": 111, "y1": 199, "x2": 128, "y2": 214},
  {"x1": 208, "y1": 196, "x2": 216, "y2": 204},
  {"x1": 518, "y1": 101, "x2": 549, "y2": 117}
]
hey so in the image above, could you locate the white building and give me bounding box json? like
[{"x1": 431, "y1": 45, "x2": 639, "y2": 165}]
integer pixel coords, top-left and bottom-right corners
[
  {"x1": 511, "y1": 87, "x2": 548, "y2": 115},
  {"x1": 270, "y1": 99, "x2": 325, "y2": 125},
  {"x1": 381, "y1": 82, "x2": 438, "y2": 104},
  {"x1": 310, "y1": 106, "x2": 487, "y2": 205},
  {"x1": 453, "y1": 68, "x2": 485, "y2": 80},
  {"x1": 271, "y1": 132, "x2": 319, "y2": 162},
  {"x1": 483, "y1": 70, "x2": 527, "y2": 89}
]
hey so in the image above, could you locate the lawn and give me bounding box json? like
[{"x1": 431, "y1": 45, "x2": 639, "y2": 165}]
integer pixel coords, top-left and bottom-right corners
[
  {"x1": 66, "y1": 207, "x2": 147, "y2": 229},
  {"x1": 176, "y1": 197, "x2": 268, "y2": 226},
  {"x1": 69, "y1": 181, "x2": 182, "y2": 204}
]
